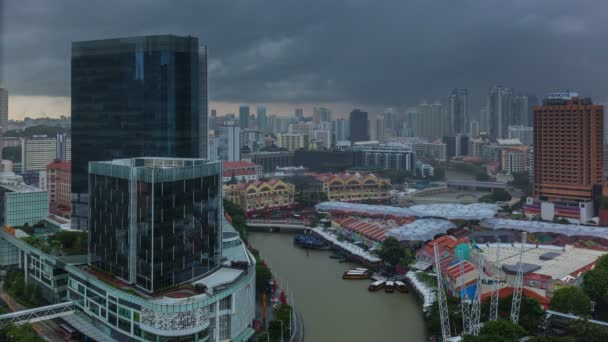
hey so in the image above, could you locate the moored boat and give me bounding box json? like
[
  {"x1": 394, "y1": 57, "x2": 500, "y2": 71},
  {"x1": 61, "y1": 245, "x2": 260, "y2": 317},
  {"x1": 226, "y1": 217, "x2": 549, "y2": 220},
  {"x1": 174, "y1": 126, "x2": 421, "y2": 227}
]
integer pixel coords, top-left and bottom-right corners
[
  {"x1": 385, "y1": 281, "x2": 395, "y2": 293},
  {"x1": 395, "y1": 281, "x2": 408, "y2": 293},
  {"x1": 368, "y1": 280, "x2": 386, "y2": 291},
  {"x1": 294, "y1": 234, "x2": 327, "y2": 249},
  {"x1": 342, "y1": 270, "x2": 370, "y2": 280}
]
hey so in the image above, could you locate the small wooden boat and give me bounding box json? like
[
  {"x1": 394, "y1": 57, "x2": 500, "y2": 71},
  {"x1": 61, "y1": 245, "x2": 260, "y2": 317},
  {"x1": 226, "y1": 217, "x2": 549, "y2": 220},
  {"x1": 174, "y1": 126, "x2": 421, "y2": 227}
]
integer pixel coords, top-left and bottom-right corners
[
  {"x1": 368, "y1": 280, "x2": 386, "y2": 292},
  {"x1": 395, "y1": 281, "x2": 409, "y2": 293},
  {"x1": 342, "y1": 270, "x2": 369, "y2": 280},
  {"x1": 385, "y1": 281, "x2": 395, "y2": 293},
  {"x1": 329, "y1": 255, "x2": 344, "y2": 259}
]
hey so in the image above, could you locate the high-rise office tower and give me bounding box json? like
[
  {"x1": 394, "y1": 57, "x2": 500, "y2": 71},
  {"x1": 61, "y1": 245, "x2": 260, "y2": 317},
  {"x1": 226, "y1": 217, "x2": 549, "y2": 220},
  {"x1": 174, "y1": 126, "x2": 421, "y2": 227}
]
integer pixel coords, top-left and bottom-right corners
[
  {"x1": 56, "y1": 133, "x2": 71, "y2": 161},
  {"x1": 533, "y1": 93, "x2": 604, "y2": 203},
  {"x1": 89, "y1": 157, "x2": 222, "y2": 293},
  {"x1": 0, "y1": 88, "x2": 7, "y2": 162},
  {"x1": 487, "y1": 85, "x2": 514, "y2": 139},
  {"x1": 71, "y1": 35, "x2": 207, "y2": 229},
  {"x1": 448, "y1": 88, "x2": 469, "y2": 135},
  {"x1": 334, "y1": 118, "x2": 350, "y2": 143},
  {"x1": 295, "y1": 108, "x2": 304, "y2": 121},
  {"x1": 239, "y1": 105, "x2": 250, "y2": 129},
  {"x1": 513, "y1": 95, "x2": 529, "y2": 127},
  {"x1": 21, "y1": 137, "x2": 57, "y2": 173},
  {"x1": 217, "y1": 120, "x2": 241, "y2": 161},
  {"x1": 375, "y1": 114, "x2": 385, "y2": 143},
  {"x1": 256, "y1": 105, "x2": 268, "y2": 133},
  {"x1": 469, "y1": 120, "x2": 480, "y2": 138},
  {"x1": 349, "y1": 109, "x2": 369, "y2": 143}
]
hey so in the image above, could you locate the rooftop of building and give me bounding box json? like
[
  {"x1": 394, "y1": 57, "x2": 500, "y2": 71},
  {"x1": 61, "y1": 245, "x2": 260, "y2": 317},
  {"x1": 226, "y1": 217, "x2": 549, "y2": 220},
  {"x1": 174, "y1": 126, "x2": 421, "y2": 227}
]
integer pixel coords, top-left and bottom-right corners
[
  {"x1": 227, "y1": 178, "x2": 287, "y2": 190},
  {"x1": 0, "y1": 172, "x2": 46, "y2": 193},
  {"x1": 47, "y1": 160, "x2": 71, "y2": 171},
  {"x1": 316, "y1": 202, "x2": 499, "y2": 220},
  {"x1": 223, "y1": 161, "x2": 257, "y2": 169},
  {"x1": 480, "y1": 243, "x2": 606, "y2": 283},
  {"x1": 94, "y1": 157, "x2": 212, "y2": 169}
]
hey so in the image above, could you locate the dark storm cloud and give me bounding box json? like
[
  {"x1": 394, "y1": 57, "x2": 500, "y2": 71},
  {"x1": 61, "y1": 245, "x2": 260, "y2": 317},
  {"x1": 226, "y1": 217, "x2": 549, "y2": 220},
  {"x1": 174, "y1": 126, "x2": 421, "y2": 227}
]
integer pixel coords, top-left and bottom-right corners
[{"x1": 2, "y1": 0, "x2": 608, "y2": 109}]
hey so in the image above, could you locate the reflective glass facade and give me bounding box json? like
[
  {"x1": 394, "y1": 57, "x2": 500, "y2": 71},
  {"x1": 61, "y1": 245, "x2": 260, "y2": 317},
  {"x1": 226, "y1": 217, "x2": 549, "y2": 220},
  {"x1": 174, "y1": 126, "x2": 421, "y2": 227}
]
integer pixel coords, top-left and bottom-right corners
[
  {"x1": 89, "y1": 158, "x2": 222, "y2": 293},
  {"x1": 71, "y1": 35, "x2": 208, "y2": 197}
]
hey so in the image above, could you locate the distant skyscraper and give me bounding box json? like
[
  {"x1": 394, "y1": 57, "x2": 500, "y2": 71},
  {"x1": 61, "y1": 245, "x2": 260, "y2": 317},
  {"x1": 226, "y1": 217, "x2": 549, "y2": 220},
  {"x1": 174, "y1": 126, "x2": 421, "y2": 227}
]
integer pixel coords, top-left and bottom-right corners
[
  {"x1": 349, "y1": 109, "x2": 369, "y2": 143},
  {"x1": 508, "y1": 125, "x2": 533, "y2": 146},
  {"x1": 334, "y1": 118, "x2": 350, "y2": 143},
  {"x1": 375, "y1": 114, "x2": 385, "y2": 143},
  {"x1": 487, "y1": 86, "x2": 519, "y2": 139},
  {"x1": 0, "y1": 88, "x2": 7, "y2": 162},
  {"x1": 413, "y1": 103, "x2": 443, "y2": 139},
  {"x1": 313, "y1": 107, "x2": 331, "y2": 128},
  {"x1": 295, "y1": 108, "x2": 304, "y2": 121},
  {"x1": 469, "y1": 120, "x2": 480, "y2": 138},
  {"x1": 256, "y1": 105, "x2": 268, "y2": 133},
  {"x1": 448, "y1": 88, "x2": 469, "y2": 134},
  {"x1": 239, "y1": 105, "x2": 250, "y2": 129},
  {"x1": 534, "y1": 93, "x2": 604, "y2": 203},
  {"x1": 71, "y1": 35, "x2": 207, "y2": 229},
  {"x1": 217, "y1": 120, "x2": 240, "y2": 161}
]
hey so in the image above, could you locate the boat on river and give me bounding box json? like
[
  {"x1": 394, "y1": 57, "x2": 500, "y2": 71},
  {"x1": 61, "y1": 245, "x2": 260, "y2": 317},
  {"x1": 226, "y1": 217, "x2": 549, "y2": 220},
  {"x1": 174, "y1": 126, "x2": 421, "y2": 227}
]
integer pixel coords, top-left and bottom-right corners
[
  {"x1": 395, "y1": 281, "x2": 409, "y2": 293},
  {"x1": 385, "y1": 281, "x2": 395, "y2": 293},
  {"x1": 342, "y1": 270, "x2": 370, "y2": 280},
  {"x1": 294, "y1": 234, "x2": 328, "y2": 249},
  {"x1": 368, "y1": 280, "x2": 386, "y2": 291}
]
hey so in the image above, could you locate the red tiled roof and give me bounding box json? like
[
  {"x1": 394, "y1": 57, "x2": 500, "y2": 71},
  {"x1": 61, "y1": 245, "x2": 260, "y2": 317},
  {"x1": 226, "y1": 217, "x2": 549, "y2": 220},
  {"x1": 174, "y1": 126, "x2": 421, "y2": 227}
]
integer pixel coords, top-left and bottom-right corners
[
  {"x1": 479, "y1": 287, "x2": 550, "y2": 310},
  {"x1": 337, "y1": 216, "x2": 387, "y2": 242},
  {"x1": 47, "y1": 160, "x2": 71, "y2": 171},
  {"x1": 446, "y1": 261, "x2": 477, "y2": 280},
  {"x1": 224, "y1": 161, "x2": 257, "y2": 169},
  {"x1": 224, "y1": 169, "x2": 257, "y2": 177}
]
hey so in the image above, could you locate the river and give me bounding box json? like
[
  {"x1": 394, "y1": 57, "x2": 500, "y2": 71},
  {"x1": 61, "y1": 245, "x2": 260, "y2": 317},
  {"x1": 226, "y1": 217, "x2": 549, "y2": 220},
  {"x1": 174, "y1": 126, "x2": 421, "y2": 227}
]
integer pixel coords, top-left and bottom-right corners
[{"x1": 249, "y1": 232, "x2": 428, "y2": 342}]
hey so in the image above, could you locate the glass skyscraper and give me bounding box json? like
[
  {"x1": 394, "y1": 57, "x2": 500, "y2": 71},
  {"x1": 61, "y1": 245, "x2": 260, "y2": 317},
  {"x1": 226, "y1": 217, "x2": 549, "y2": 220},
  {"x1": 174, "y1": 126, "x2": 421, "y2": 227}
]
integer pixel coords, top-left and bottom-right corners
[
  {"x1": 71, "y1": 35, "x2": 208, "y2": 229},
  {"x1": 88, "y1": 157, "x2": 222, "y2": 293}
]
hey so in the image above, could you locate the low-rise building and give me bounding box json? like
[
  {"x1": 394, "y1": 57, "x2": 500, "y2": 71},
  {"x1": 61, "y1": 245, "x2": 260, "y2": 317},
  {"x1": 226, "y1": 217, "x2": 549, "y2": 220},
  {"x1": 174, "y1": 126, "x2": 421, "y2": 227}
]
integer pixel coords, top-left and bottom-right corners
[
  {"x1": 250, "y1": 151, "x2": 293, "y2": 174},
  {"x1": 351, "y1": 143, "x2": 415, "y2": 172},
  {"x1": 412, "y1": 141, "x2": 447, "y2": 162},
  {"x1": 312, "y1": 172, "x2": 391, "y2": 203},
  {"x1": 0, "y1": 172, "x2": 48, "y2": 227},
  {"x1": 501, "y1": 148, "x2": 528, "y2": 174},
  {"x1": 277, "y1": 133, "x2": 309, "y2": 152},
  {"x1": 224, "y1": 179, "x2": 295, "y2": 213},
  {"x1": 222, "y1": 161, "x2": 262, "y2": 183}
]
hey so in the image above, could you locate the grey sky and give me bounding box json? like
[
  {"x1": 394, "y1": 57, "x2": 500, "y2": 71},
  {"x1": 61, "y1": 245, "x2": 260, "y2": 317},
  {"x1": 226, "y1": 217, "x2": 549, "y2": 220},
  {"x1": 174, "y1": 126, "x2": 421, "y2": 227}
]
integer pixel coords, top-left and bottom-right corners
[{"x1": 2, "y1": 0, "x2": 608, "y2": 118}]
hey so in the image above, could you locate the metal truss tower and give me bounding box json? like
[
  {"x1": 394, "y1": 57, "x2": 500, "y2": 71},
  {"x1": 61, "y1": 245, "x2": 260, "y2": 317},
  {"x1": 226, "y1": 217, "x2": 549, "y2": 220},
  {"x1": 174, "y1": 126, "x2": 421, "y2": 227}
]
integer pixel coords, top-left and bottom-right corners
[
  {"x1": 469, "y1": 255, "x2": 484, "y2": 336},
  {"x1": 459, "y1": 250, "x2": 471, "y2": 335},
  {"x1": 434, "y1": 243, "x2": 451, "y2": 340},
  {"x1": 489, "y1": 239, "x2": 501, "y2": 321},
  {"x1": 510, "y1": 232, "x2": 528, "y2": 324}
]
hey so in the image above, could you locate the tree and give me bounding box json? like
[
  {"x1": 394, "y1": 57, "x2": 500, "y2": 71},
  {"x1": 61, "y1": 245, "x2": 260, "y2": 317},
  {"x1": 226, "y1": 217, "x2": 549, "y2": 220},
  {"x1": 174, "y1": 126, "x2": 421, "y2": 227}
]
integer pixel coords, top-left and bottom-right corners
[
  {"x1": 377, "y1": 237, "x2": 405, "y2": 268},
  {"x1": 481, "y1": 294, "x2": 545, "y2": 334},
  {"x1": 491, "y1": 189, "x2": 512, "y2": 202},
  {"x1": 255, "y1": 263, "x2": 273, "y2": 293},
  {"x1": 550, "y1": 287, "x2": 592, "y2": 316},
  {"x1": 583, "y1": 267, "x2": 608, "y2": 308},
  {"x1": 430, "y1": 168, "x2": 446, "y2": 181},
  {"x1": 0, "y1": 323, "x2": 44, "y2": 342},
  {"x1": 476, "y1": 319, "x2": 526, "y2": 340},
  {"x1": 426, "y1": 294, "x2": 463, "y2": 336},
  {"x1": 476, "y1": 172, "x2": 490, "y2": 181},
  {"x1": 567, "y1": 318, "x2": 608, "y2": 342}
]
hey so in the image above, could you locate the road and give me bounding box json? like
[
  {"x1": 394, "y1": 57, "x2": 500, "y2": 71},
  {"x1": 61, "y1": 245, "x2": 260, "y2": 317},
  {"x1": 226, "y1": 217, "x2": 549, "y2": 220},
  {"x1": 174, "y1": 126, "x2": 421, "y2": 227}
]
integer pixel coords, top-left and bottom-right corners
[{"x1": 0, "y1": 290, "x2": 64, "y2": 342}]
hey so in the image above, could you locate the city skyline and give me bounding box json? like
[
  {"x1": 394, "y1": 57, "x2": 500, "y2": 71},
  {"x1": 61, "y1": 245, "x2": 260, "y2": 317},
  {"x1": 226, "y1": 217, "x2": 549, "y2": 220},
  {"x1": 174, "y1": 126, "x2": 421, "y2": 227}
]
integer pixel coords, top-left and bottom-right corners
[{"x1": 3, "y1": 1, "x2": 608, "y2": 119}]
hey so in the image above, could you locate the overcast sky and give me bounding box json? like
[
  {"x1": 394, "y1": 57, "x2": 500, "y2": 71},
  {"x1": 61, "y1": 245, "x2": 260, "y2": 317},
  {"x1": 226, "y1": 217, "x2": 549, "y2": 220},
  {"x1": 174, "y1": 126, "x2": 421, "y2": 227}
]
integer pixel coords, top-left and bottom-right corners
[{"x1": 2, "y1": 0, "x2": 608, "y2": 119}]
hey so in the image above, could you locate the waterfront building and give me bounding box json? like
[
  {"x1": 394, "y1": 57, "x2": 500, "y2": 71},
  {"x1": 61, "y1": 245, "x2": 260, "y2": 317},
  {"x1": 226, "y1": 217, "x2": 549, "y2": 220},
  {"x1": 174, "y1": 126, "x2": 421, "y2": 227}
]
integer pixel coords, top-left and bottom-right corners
[
  {"x1": 239, "y1": 105, "x2": 250, "y2": 129},
  {"x1": 533, "y1": 93, "x2": 603, "y2": 203},
  {"x1": 351, "y1": 143, "x2": 415, "y2": 172},
  {"x1": 0, "y1": 172, "x2": 48, "y2": 227},
  {"x1": 277, "y1": 133, "x2": 309, "y2": 152},
  {"x1": 442, "y1": 134, "x2": 469, "y2": 158},
  {"x1": 223, "y1": 161, "x2": 262, "y2": 183},
  {"x1": 412, "y1": 140, "x2": 447, "y2": 162},
  {"x1": 217, "y1": 120, "x2": 241, "y2": 161},
  {"x1": 250, "y1": 151, "x2": 293, "y2": 174},
  {"x1": 349, "y1": 109, "x2": 370, "y2": 143},
  {"x1": 508, "y1": 125, "x2": 533, "y2": 146},
  {"x1": 448, "y1": 88, "x2": 469, "y2": 135},
  {"x1": 334, "y1": 118, "x2": 350, "y2": 143},
  {"x1": 21, "y1": 136, "x2": 57, "y2": 173},
  {"x1": 71, "y1": 35, "x2": 208, "y2": 229},
  {"x1": 312, "y1": 172, "x2": 390, "y2": 202},
  {"x1": 46, "y1": 160, "x2": 71, "y2": 217},
  {"x1": 224, "y1": 179, "x2": 295, "y2": 213}
]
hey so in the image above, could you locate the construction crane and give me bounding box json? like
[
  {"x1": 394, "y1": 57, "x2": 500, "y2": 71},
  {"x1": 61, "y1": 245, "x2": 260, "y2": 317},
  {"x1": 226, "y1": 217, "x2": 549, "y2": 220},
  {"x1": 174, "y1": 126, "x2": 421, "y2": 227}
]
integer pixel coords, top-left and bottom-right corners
[
  {"x1": 510, "y1": 232, "x2": 528, "y2": 324},
  {"x1": 434, "y1": 243, "x2": 451, "y2": 340},
  {"x1": 469, "y1": 255, "x2": 484, "y2": 336},
  {"x1": 489, "y1": 239, "x2": 501, "y2": 321},
  {"x1": 459, "y1": 250, "x2": 471, "y2": 335}
]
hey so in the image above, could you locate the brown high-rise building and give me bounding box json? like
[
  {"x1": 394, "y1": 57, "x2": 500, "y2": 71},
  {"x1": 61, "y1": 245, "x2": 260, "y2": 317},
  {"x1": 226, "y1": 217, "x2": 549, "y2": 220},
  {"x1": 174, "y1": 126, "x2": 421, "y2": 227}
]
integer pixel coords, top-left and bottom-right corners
[{"x1": 533, "y1": 93, "x2": 604, "y2": 203}]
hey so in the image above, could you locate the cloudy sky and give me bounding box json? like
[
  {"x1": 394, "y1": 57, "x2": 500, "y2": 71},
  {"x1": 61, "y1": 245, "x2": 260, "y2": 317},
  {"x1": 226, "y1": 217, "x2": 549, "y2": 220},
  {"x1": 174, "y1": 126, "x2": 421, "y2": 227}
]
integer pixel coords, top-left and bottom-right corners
[{"x1": 1, "y1": 0, "x2": 607, "y2": 119}]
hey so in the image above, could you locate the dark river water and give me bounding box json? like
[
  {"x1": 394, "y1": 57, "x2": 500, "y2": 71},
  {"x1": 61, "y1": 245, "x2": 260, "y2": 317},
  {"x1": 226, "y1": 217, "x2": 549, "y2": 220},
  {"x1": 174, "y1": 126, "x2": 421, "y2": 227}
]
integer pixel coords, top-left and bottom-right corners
[{"x1": 249, "y1": 232, "x2": 428, "y2": 342}]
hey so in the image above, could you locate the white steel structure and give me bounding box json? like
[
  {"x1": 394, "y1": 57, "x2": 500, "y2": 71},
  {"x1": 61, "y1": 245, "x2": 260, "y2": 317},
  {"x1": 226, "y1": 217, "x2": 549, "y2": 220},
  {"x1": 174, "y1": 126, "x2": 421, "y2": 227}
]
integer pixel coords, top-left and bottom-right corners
[
  {"x1": 459, "y1": 251, "x2": 471, "y2": 335},
  {"x1": 434, "y1": 243, "x2": 451, "y2": 340},
  {"x1": 469, "y1": 256, "x2": 484, "y2": 336},
  {"x1": 489, "y1": 239, "x2": 501, "y2": 321},
  {"x1": 510, "y1": 232, "x2": 527, "y2": 324}
]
